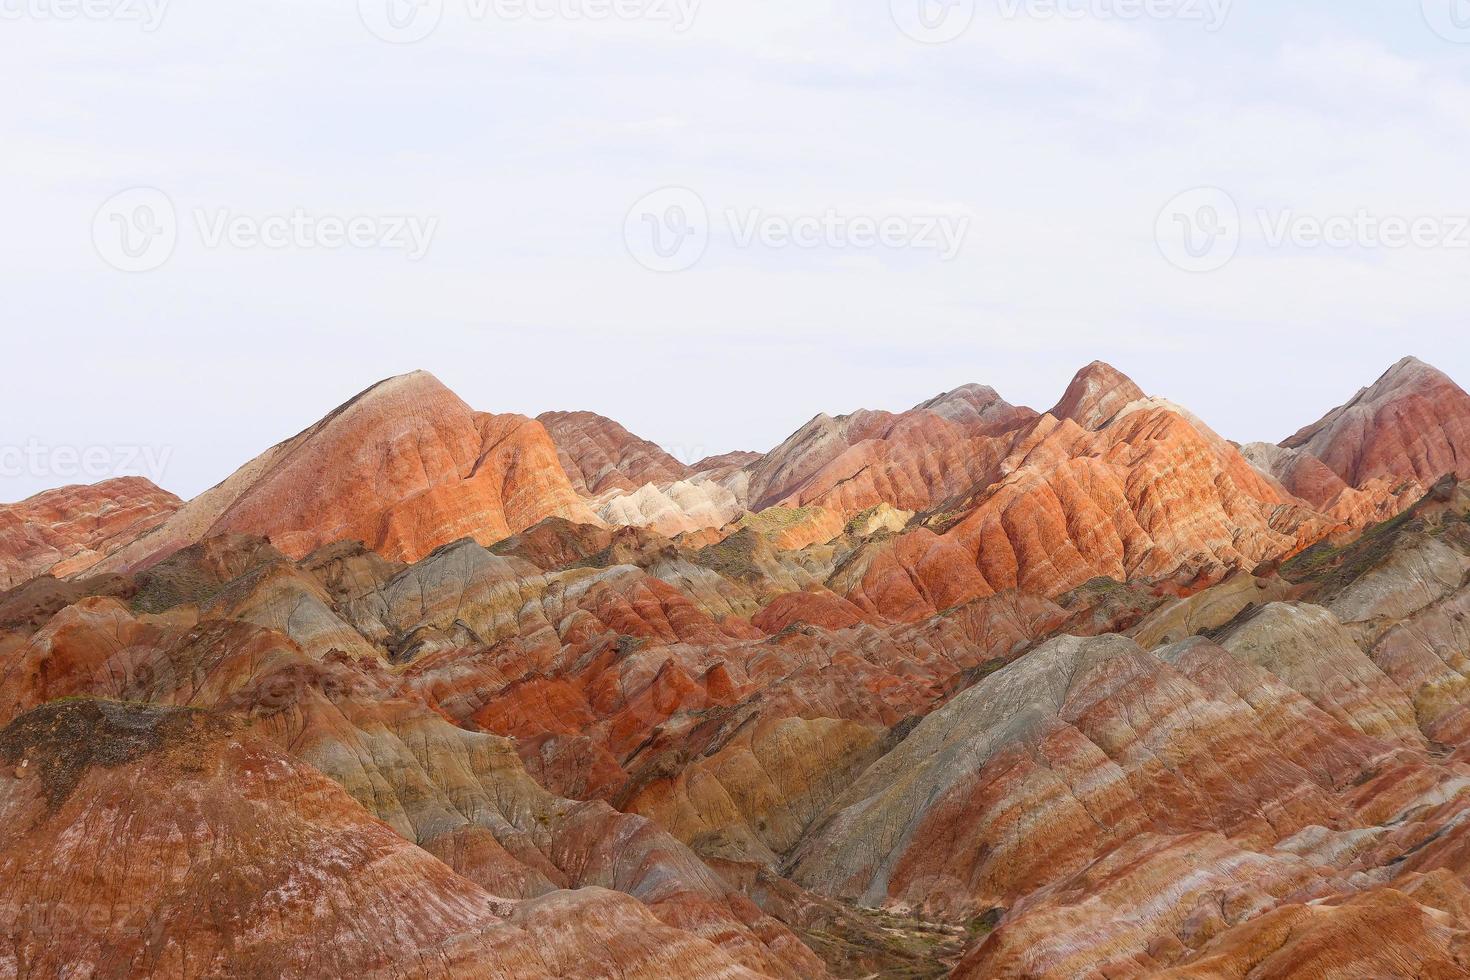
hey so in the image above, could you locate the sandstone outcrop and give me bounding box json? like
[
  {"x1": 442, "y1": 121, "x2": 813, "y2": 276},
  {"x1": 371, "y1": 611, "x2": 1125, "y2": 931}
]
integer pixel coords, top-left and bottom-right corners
[
  {"x1": 7, "y1": 361, "x2": 1470, "y2": 979},
  {"x1": 835, "y1": 399, "x2": 1336, "y2": 617},
  {"x1": 0, "y1": 699, "x2": 775, "y2": 979},
  {"x1": 786, "y1": 633, "x2": 1401, "y2": 919},
  {"x1": 1047, "y1": 359, "x2": 1147, "y2": 430},
  {"x1": 538, "y1": 410, "x2": 692, "y2": 495},
  {"x1": 596, "y1": 477, "x2": 744, "y2": 536},
  {"x1": 740, "y1": 384, "x2": 1036, "y2": 516},
  {"x1": 0, "y1": 477, "x2": 180, "y2": 589},
  {"x1": 1283, "y1": 356, "x2": 1470, "y2": 491},
  {"x1": 100, "y1": 372, "x2": 598, "y2": 571}
]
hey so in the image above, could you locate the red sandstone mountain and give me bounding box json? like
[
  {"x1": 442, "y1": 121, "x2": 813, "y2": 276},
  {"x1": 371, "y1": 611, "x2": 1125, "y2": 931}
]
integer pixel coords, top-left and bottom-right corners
[
  {"x1": 1242, "y1": 357, "x2": 1470, "y2": 526},
  {"x1": 5, "y1": 357, "x2": 1470, "y2": 979},
  {"x1": 5, "y1": 478, "x2": 1470, "y2": 978},
  {"x1": 99, "y1": 372, "x2": 598, "y2": 570},
  {"x1": 0, "y1": 699, "x2": 784, "y2": 978},
  {"x1": 0, "y1": 477, "x2": 180, "y2": 589},
  {"x1": 740, "y1": 383, "x2": 1039, "y2": 515},
  {"x1": 538, "y1": 410, "x2": 692, "y2": 495},
  {"x1": 1047, "y1": 359, "x2": 1147, "y2": 429},
  {"x1": 817, "y1": 366, "x2": 1334, "y2": 617},
  {"x1": 1283, "y1": 356, "x2": 1470, "y2": 489}
]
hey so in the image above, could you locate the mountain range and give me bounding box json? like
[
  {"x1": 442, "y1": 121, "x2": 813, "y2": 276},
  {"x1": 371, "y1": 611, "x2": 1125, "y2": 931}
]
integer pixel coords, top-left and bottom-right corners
[{"x1": 3, "y1": 355, "x2": 1470, "y2": 977}]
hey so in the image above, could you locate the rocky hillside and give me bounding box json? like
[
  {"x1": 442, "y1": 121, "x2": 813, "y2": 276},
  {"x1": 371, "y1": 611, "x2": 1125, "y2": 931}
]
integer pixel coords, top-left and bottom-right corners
[{"x1": 4, "y1": 357, "x2": 1470, "y2": 978}]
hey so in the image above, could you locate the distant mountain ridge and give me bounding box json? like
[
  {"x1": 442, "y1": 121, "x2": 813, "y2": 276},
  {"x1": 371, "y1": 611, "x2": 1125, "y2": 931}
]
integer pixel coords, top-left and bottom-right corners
[{"x1": 4, "y1": 356, "x2": 1467, "y2": 605}]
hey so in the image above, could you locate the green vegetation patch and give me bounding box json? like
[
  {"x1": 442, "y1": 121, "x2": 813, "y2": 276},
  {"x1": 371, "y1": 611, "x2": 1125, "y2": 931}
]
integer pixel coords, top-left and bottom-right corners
[
  {"x1": 696, "y1": 528, "x2": 767, "y2": 582},
  {"x1": 736, "y1": 506, "x2": 821, "y2": 536},
  {"x1": 1283, "y1": 506, "x2": 1425, "y2": 598}
]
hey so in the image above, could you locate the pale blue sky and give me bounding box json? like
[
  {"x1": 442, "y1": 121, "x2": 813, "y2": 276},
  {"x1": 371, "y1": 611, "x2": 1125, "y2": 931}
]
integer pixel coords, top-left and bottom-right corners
[{"x1": 3, "y1": 0, "x2": 1468, "y2": 500}]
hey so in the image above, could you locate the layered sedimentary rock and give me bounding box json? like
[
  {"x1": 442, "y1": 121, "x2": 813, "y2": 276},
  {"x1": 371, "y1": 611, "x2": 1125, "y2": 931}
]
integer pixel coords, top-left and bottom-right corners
[
  {"x1": 0, "y1": 603, "x2": 826, "y2": 978},
  {"x1": 1244, "y1": 357, "x2": 1470, "y2": 530},
  {"x1": 833, "y1": 398, "x2": 1334, "y2": 618},
  {"x1": 691, "y1": 451, "x2": 764, "y2": 481},
  {"x1": 100, "y1": 372, "x2": 598, "y2": 570},
  {"x1": 620, "y1": 713, "x2": 886, "y2": 866},
  {"x1": 741, "y1": 384, "x2": 1037, "y2": 516},
  {"x1": 538, "y1": 410, "x2": 692, "y2": 495},
  {"x1": 1242, "y1": 440, "x2": 1424, "y2": 526},
  {"x1": 596, "y1": 478, "x2": 744, "y2": 536},
  {"x1": 6, "y1": 358, "x2": 1470, "y2": 979},
  {"x1": 0, "y1": 699, "x2": 774, "y2": 979},
  {"x1": 1047, "y1": 359, "x2": 1147, "y2": 430},
  {"x1": 786, "y1": 633, "x2": 1402, "y2": 917},
  {"x1": 1283, "y1": 356, "x2": 1470, "y2": 491},
  {"x1": 1157, "y1": 886, "x2": 1470, "y2": 979},
  {"x1": 948, "y1": 480, "x2": 1470, "y2": 976},
  {"x1": 0, "y1": 477, "x2": 180, "y2": 589},
  {"x1": 1128, "y1": 570, "x2": 1295, "y2": 649}
]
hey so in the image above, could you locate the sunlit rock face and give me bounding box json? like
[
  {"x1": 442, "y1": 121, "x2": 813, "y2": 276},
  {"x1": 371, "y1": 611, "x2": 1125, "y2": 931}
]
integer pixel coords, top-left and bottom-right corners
[{"x1": 100, "y1": 371, "x2": 600, "y2": 571}]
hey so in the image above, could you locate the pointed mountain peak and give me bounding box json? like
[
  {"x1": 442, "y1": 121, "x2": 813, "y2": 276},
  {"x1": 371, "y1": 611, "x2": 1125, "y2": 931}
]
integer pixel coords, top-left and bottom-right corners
[
  {"x1": 915, "y1": 383, "x2": 1002, "y2": 414},
  {"x1": 1281, "y1": 356, "x2": 1470, "y2": 489},
  {"x1": 97, "y1": 368, "x2": 599, "y2": 572},
  {"x1": 1048, "y1": 361, "x2": 1146, "y2": 430},
  {"x1": 915, "y1": 383, "x2": 1038, "y2": 433},
  {"x1": 916, "y1": 382, "x2": 1003, "y2": 406},
  {"x1": 1369, "y1": 355, "x2": 1455, "y2": 396},
  {"x1": 354, "y1": 369, "x2": 456, "y2": 404},
  {"x1": 1284, "y1": 356, "x2": 1464, "y2": 450},
  {"x1": 307, "y1": 370, "x2": 470, "y2": 439}
]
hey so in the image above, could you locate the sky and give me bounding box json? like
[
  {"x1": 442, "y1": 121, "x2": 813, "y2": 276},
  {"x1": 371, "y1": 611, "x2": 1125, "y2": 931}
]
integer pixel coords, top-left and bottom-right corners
[{"x1": 3, "y1": 0, "x2": 1469, "y2": 501}]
